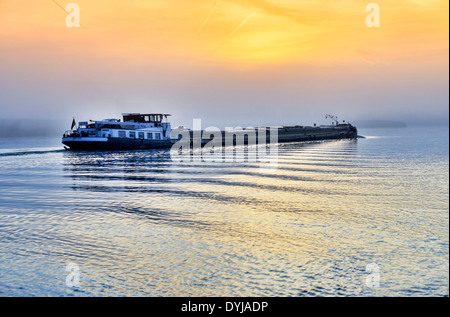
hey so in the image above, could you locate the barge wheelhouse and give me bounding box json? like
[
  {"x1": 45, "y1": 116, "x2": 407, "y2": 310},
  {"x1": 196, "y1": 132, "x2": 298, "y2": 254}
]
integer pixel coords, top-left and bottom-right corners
[{"x1": 62, "y1": 113, "x2": 173, "y2": 150}]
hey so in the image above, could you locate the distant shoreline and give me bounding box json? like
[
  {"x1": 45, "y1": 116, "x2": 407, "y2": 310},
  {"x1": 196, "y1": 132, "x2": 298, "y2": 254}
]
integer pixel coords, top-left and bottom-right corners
[{"x1": 0, "y1": 119, "x2": 64, "y2": 138}]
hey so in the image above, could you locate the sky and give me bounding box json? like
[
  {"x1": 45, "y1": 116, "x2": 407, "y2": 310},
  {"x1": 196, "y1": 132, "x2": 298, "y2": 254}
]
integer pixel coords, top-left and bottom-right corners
[{"x1": 0, "y1": 0, "x2": 448, "y2": 130}]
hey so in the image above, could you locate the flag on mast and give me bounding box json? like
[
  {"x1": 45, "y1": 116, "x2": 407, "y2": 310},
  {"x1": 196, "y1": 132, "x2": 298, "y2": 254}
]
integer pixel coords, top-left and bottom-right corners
[{"x1": 71, "y1": 117, "x2": 76, "y2": 130}]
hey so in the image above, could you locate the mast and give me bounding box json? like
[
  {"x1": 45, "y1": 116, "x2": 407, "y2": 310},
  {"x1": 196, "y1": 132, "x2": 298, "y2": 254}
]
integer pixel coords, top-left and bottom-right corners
[{"x1": 325, "y1": 114, "x2": 339, "y2": 125}]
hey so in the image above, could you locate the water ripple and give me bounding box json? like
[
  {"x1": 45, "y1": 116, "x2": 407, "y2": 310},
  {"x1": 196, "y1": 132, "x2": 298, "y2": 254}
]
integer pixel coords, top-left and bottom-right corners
[{"x1": 0, "y1": 128, "x2": 448, "y2": 296}]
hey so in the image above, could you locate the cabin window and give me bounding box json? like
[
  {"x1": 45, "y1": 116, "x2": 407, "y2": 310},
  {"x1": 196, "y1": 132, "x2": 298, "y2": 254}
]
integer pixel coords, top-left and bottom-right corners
[
  {"x1": 118, "y1": 131, "x2": 126, "y2": 138},
  {"x1": 144, "y1": 116, "x2": 149, "y2": 122},
  {"x1": 138, "y1": 132, "x2": 144, "y2": 139},
  {"x1": 150, "y1": 115, "x2": 154, "y2": 121},
  {"x1": 147, "y1": 133, "x2": 153, "y2": 139},
  {"x1": 155, "y1": 133, "x2": 161, "y2": 140},
  {"x1": 129, "y1": 132, "x2": 136, "y2": 138}
]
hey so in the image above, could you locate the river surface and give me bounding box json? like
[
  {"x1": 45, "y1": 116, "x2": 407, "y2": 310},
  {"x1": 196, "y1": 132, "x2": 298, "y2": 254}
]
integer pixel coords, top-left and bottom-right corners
[{"x1": 0, "y1": 126, "x2": 448, "y2": 296}]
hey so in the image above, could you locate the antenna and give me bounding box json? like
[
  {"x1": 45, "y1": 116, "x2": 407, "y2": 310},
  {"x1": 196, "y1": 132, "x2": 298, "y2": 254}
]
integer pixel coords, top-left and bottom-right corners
[{"x1": 325, "y1": 114, "x2": 339, "y2": 124}]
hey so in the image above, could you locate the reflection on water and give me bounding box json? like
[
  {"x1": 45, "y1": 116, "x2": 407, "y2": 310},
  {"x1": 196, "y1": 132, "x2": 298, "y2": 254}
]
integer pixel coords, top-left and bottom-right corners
[{"x1": 0, "y1": 128, "x2": 448, "y2": 296}]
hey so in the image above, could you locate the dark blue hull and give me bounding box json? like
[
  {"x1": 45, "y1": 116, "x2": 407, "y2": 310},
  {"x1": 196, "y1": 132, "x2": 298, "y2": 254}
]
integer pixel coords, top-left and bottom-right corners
[
  {"x1": 63, "y1": 137, "x2": 173, "y2": 151},
  {"x1": 62, "y1": 124, "x2": 358, "y2": 151}
]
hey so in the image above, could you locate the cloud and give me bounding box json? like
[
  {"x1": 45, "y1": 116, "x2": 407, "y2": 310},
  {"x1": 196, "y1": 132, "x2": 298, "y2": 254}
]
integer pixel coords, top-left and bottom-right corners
[
  {"x1": 223, "y1": 0, "x2": 330, "y2": 24},
  {"x1": 214, "y1": 12, "x2": 256, "y2": 51},
  {"x1": 196, "y1": 0, "x2": 219, "y2": 35},
  {"x1": 356, "y1": 49, "x2": 383, "y2": 65}
]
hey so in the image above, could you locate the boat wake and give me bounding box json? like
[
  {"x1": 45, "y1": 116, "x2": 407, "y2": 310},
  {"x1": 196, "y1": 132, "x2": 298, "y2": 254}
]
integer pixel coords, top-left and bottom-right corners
[{"x1": 0, "y1": 148, "x2": 65, "y2": 157}]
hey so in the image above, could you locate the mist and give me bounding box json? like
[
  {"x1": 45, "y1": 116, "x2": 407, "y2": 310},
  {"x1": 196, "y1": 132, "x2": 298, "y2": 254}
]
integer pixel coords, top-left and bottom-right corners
[
  {"x1": 0, "y1": 57, "x2": 448, "y2": 135},
  {"x1": 0, "y1": 119, "x2": 65, "y2": 137}
]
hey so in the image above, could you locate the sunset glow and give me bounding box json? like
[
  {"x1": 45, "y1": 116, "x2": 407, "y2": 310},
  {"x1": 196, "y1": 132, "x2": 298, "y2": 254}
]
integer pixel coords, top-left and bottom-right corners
[
  {"x1": 0, "y1": 1, "x2": 448, "y2": 126},
  {"x1": 1, "y1": 0, "x2": 448, "y2": 65}
]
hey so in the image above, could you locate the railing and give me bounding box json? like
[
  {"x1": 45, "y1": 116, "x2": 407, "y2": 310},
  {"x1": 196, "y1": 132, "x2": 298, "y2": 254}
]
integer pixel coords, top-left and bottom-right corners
[{"x1": 63, "y1": 130, "x2": 77, "y2": 138}]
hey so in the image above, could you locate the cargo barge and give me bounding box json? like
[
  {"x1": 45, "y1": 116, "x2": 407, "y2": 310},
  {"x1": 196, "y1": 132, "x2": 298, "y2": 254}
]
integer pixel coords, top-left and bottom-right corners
[{"x1": 62, "y1": 113, "x2": 358, "y2": 151}]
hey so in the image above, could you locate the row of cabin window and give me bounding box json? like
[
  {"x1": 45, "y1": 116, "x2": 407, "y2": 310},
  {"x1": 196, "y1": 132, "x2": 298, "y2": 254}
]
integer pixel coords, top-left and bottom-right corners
[{"x1": 117, "y1": 131, "x2": 161, "y2": 139}]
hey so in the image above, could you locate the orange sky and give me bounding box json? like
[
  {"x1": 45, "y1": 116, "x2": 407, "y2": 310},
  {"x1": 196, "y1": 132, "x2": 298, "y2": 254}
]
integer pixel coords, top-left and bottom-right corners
[
  {"x1": 0, "y1": 0, "x2": 448, "y2": 126},
  {"x1": 1, "y1": 0, "x2": 448, "y2": 65}
]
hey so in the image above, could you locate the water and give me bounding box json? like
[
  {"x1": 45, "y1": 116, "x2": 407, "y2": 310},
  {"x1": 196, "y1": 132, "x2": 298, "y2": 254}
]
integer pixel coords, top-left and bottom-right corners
[{"x1": 0, "y1": 126, "x2": 448, "y2": 297}]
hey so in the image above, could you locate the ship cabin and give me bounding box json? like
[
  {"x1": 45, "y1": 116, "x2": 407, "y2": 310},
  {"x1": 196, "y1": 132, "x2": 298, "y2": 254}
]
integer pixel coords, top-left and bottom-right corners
[
  {"x1": 122, "y1": 113, "x2": 170, "y2": 124},
  {"x1": 67, "y1": 113, "x2": 172, "y2": 141}
]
